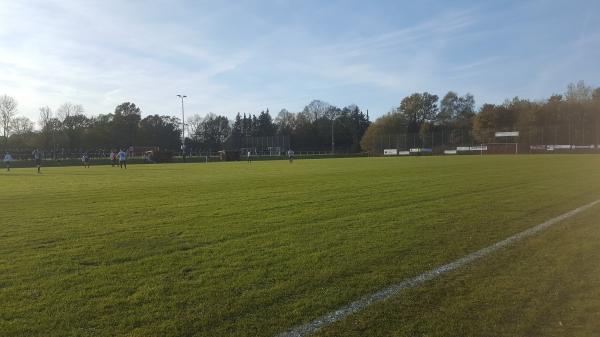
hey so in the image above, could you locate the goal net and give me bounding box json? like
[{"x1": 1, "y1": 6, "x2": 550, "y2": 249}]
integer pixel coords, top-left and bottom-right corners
[
  {"x1": 484, "y1": 143, "x2": 518, "y2": 154},
  {"x1": 267, "y1": 147, "x2": 281, "y2": 156}
]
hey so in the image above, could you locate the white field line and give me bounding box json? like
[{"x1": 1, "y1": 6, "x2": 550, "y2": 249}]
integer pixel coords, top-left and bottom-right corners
[{"x1": 275, "y1": 199, "x2": 600, "y2": 337}]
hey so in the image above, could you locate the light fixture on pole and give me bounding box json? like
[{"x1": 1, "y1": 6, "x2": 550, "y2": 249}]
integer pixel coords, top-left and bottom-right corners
[
  {"x1": 331, "y1": 113, "x2": 338, "y2": 155},
  {"x1": 177, "y1": 94, "x2": 187, "y2": 162}
]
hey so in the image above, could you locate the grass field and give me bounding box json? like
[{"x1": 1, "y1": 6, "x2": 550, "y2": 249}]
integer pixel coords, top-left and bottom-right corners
[{"x1": 1, "y1": 155, "x2": 600, "y2": 337}]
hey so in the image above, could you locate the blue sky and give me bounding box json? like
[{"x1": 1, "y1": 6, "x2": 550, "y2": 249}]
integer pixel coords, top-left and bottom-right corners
[{"x1": 1, "y1": 0, "x2": 599, "y2": 121}]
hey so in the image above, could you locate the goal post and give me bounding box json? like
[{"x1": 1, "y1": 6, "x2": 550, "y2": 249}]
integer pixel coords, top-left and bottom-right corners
[
  {"x1": 267, "y1": 146, "x2": 281, "y2": 156},
  {"x1": 484, "y1": 142, "x2": 518, "y2": 155},
  {"x1": 490, "y1": 131, "x2": 519, "y2": 154}
]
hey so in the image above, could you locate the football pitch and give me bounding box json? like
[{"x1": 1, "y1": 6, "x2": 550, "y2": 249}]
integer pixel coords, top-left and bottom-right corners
[{"x1": 1, "y1": 155, "x2": 600, "y2": 337}]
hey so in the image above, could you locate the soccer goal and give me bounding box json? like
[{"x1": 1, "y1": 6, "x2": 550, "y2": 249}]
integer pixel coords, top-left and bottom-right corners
[
  {"x1": 484, "y1": 143, "x2": 518, "y2": 154},
  {"x1": 267, "y1": 147, "x2": 281, "y2": 156},
  {"x1": 487, "y1": 131, "x2": 519, "y2": 154}
]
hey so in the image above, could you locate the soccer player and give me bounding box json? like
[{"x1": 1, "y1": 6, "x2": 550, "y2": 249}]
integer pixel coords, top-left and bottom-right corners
[
  {"x1": 32, "y1": 149, "x2": 41, "y2": 174},
  {"x1": 110, "y1": 150, "x2": 117, "y2": 167},
  {"x1": 117, "y1": 149, "x2": 127, "y2": 169},
  {"x1": 82, "y1": 152, "x2": 90, "y2": 168},
  {"x1": 3, "y1": 152, "x2": 13, "y2": 171},
  {"x1": 287, "y1": 148, "x2": 294, "y2": 163},
  {"x1": 247, "y1": 150, "x2": 251, "y2": 163}
]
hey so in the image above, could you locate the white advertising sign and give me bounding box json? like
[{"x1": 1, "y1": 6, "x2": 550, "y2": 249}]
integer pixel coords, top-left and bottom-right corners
[
  {"x1": 495, "y1": 131, "x2": 519, "y2": 137},
  {"x1": 384, "y1": 149, "x2": 398, "y2": 155}
]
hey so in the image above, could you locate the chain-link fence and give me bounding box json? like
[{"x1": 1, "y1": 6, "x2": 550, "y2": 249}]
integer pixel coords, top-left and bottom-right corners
[{"x1": 375, "y1": 125, "x2": 600, "y2": 155}]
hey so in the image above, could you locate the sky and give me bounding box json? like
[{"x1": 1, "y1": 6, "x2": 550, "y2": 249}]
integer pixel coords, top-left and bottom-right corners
[{"x1": 1, "y1": 0, "x2": 599, "y2": 122}]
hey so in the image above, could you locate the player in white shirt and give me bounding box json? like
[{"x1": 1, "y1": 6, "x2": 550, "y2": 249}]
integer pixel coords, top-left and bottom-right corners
[
  {"x1": 32, "y1": 149, "x2": 41, "y2": 174},
  {"x1": 117, "y1": 149, "x2": 127, "y2": 169},
  {"x1": 287, "y1": 149, "x2": 294, "y2": 163},
  {"x1": 3, "y1": 152, "x2": 13, "y2": 171},
  {"x1": 82, "y1": 153, "x2": 90, "y2": 168}
]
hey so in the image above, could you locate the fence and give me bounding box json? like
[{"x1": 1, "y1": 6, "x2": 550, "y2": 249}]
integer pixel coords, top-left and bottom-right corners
[{"x1": 375, "y1": 126, "x2": 600, "y2": 155}]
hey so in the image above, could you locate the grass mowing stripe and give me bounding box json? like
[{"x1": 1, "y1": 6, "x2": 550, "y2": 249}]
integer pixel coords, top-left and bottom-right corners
[
  {"x1": 275, "y1": 198, "x2": 600, "y2": 337},
  {"x1": 3, "y1": 156, "x2": 600, "y2": 336}
]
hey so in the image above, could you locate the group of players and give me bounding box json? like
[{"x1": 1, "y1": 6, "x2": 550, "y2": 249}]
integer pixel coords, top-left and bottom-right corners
[
  {"x1": 106, "y1": 149, "x2": 128, "y2": 169},
  {"x1": 2, "y1": 149, "x2": 43, "y2": 173},
  {"x1": 2, "y1": 149, "x2": 128, "y2": 173},
  {"x1": 4, "y1": 148, "x2": 297, "y2": 172}
]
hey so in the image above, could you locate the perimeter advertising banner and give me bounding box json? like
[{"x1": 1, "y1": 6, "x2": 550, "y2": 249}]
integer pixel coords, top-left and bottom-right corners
[{"x1": 495, "y1": 131, "x2": 519, "y2": 137}]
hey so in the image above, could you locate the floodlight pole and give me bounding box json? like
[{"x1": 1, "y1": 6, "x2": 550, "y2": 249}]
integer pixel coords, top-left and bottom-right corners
[
  {"x1": 331, "y1": 115, "x2": 336, "y2": 155},
  {"x1": 51, "y1": 119, "x2": 56, "y2": 160},
  {"x1": 177, "y1": 94, "x2": 187, "y2": 162}
]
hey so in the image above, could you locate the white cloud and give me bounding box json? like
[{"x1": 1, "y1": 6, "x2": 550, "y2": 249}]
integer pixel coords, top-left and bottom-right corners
[
  {"x1": 0, "y1": 0, "x2": 251, "y2": 119},
  {"x1": 1, "y1": 0, "x2": 598, "y2": 121}
]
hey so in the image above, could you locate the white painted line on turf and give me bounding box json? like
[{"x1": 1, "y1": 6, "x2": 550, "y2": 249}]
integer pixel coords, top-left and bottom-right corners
[{"x1": 275, "y1": 199, "x2": 600, "y2": 337}]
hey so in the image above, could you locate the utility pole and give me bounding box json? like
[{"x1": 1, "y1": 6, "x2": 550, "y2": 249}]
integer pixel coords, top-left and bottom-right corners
[
  {"x1": 51, "y1": 119, "x2": 56, "y2": 160},
  {"x1": 331, "y1": 117, "x2": 335, "y2": 155},
  {"x1": 177, "y1": 94, "x2": 187, "y2": 162}
]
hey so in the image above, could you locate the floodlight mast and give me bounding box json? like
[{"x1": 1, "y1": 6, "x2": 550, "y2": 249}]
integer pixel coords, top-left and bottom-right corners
[
  {"x1": 177, "y1": 94, "x2": 187, "y2": 162},
  {"x1": 331, "y1": 114, "x2": 337, "y2": 155}
]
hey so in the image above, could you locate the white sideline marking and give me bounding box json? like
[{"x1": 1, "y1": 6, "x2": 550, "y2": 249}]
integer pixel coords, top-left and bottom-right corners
[{"x1": 276, "y1": 199, "x2": 600, "y2": 337}]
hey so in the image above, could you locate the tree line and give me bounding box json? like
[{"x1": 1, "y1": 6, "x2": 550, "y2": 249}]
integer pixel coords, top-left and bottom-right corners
[
  {"x1": 360, "y1": 81, "x2": 600, "y2": 152},
  {"x1": 1, "y1": 81, "x2": 599, "y2": 156},
  {"x1": 0, "y1": 98, "x2": 370, "y2": 155},
  {"x1": 1, "y1": 99, "x2": 181, "y2": 155}
]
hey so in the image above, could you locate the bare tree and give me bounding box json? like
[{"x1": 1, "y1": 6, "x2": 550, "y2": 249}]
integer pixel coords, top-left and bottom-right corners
[
  {"x1": 0, "y1": 95, "x2": 18, "y2": 144},
  {"x1": 39, "y1": 106, "x2": 53, "y2": 129},
  {"x1": 302, "y1": 100, "x2": 332, "y2": 122},
  {"x1": 56, "y1": 102, "x2": 84, "y2": 122},
  {"x1": 275, "y1": 109, "x2": 296, "y2": 134},
  {"x1": 39, "y1": 106, "x2": 56, "y2": 155},
  {"x1": 11, "y1": 117, "x2": 34, "y2": 135},
  {"x1": 566, "y1": 80, "x2": 593, "y2": 102},
  {"x1": 187, "y1": 114, "x2": 203, "y2": 140}
]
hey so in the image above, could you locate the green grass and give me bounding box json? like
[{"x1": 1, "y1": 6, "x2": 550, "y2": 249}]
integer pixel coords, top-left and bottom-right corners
[
  {"x1": 1, "y1": 155, "x2": 599, "y2": 337},
  {"x1": 313, "y1": 198, "x2": 600, "y2": 337}
]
